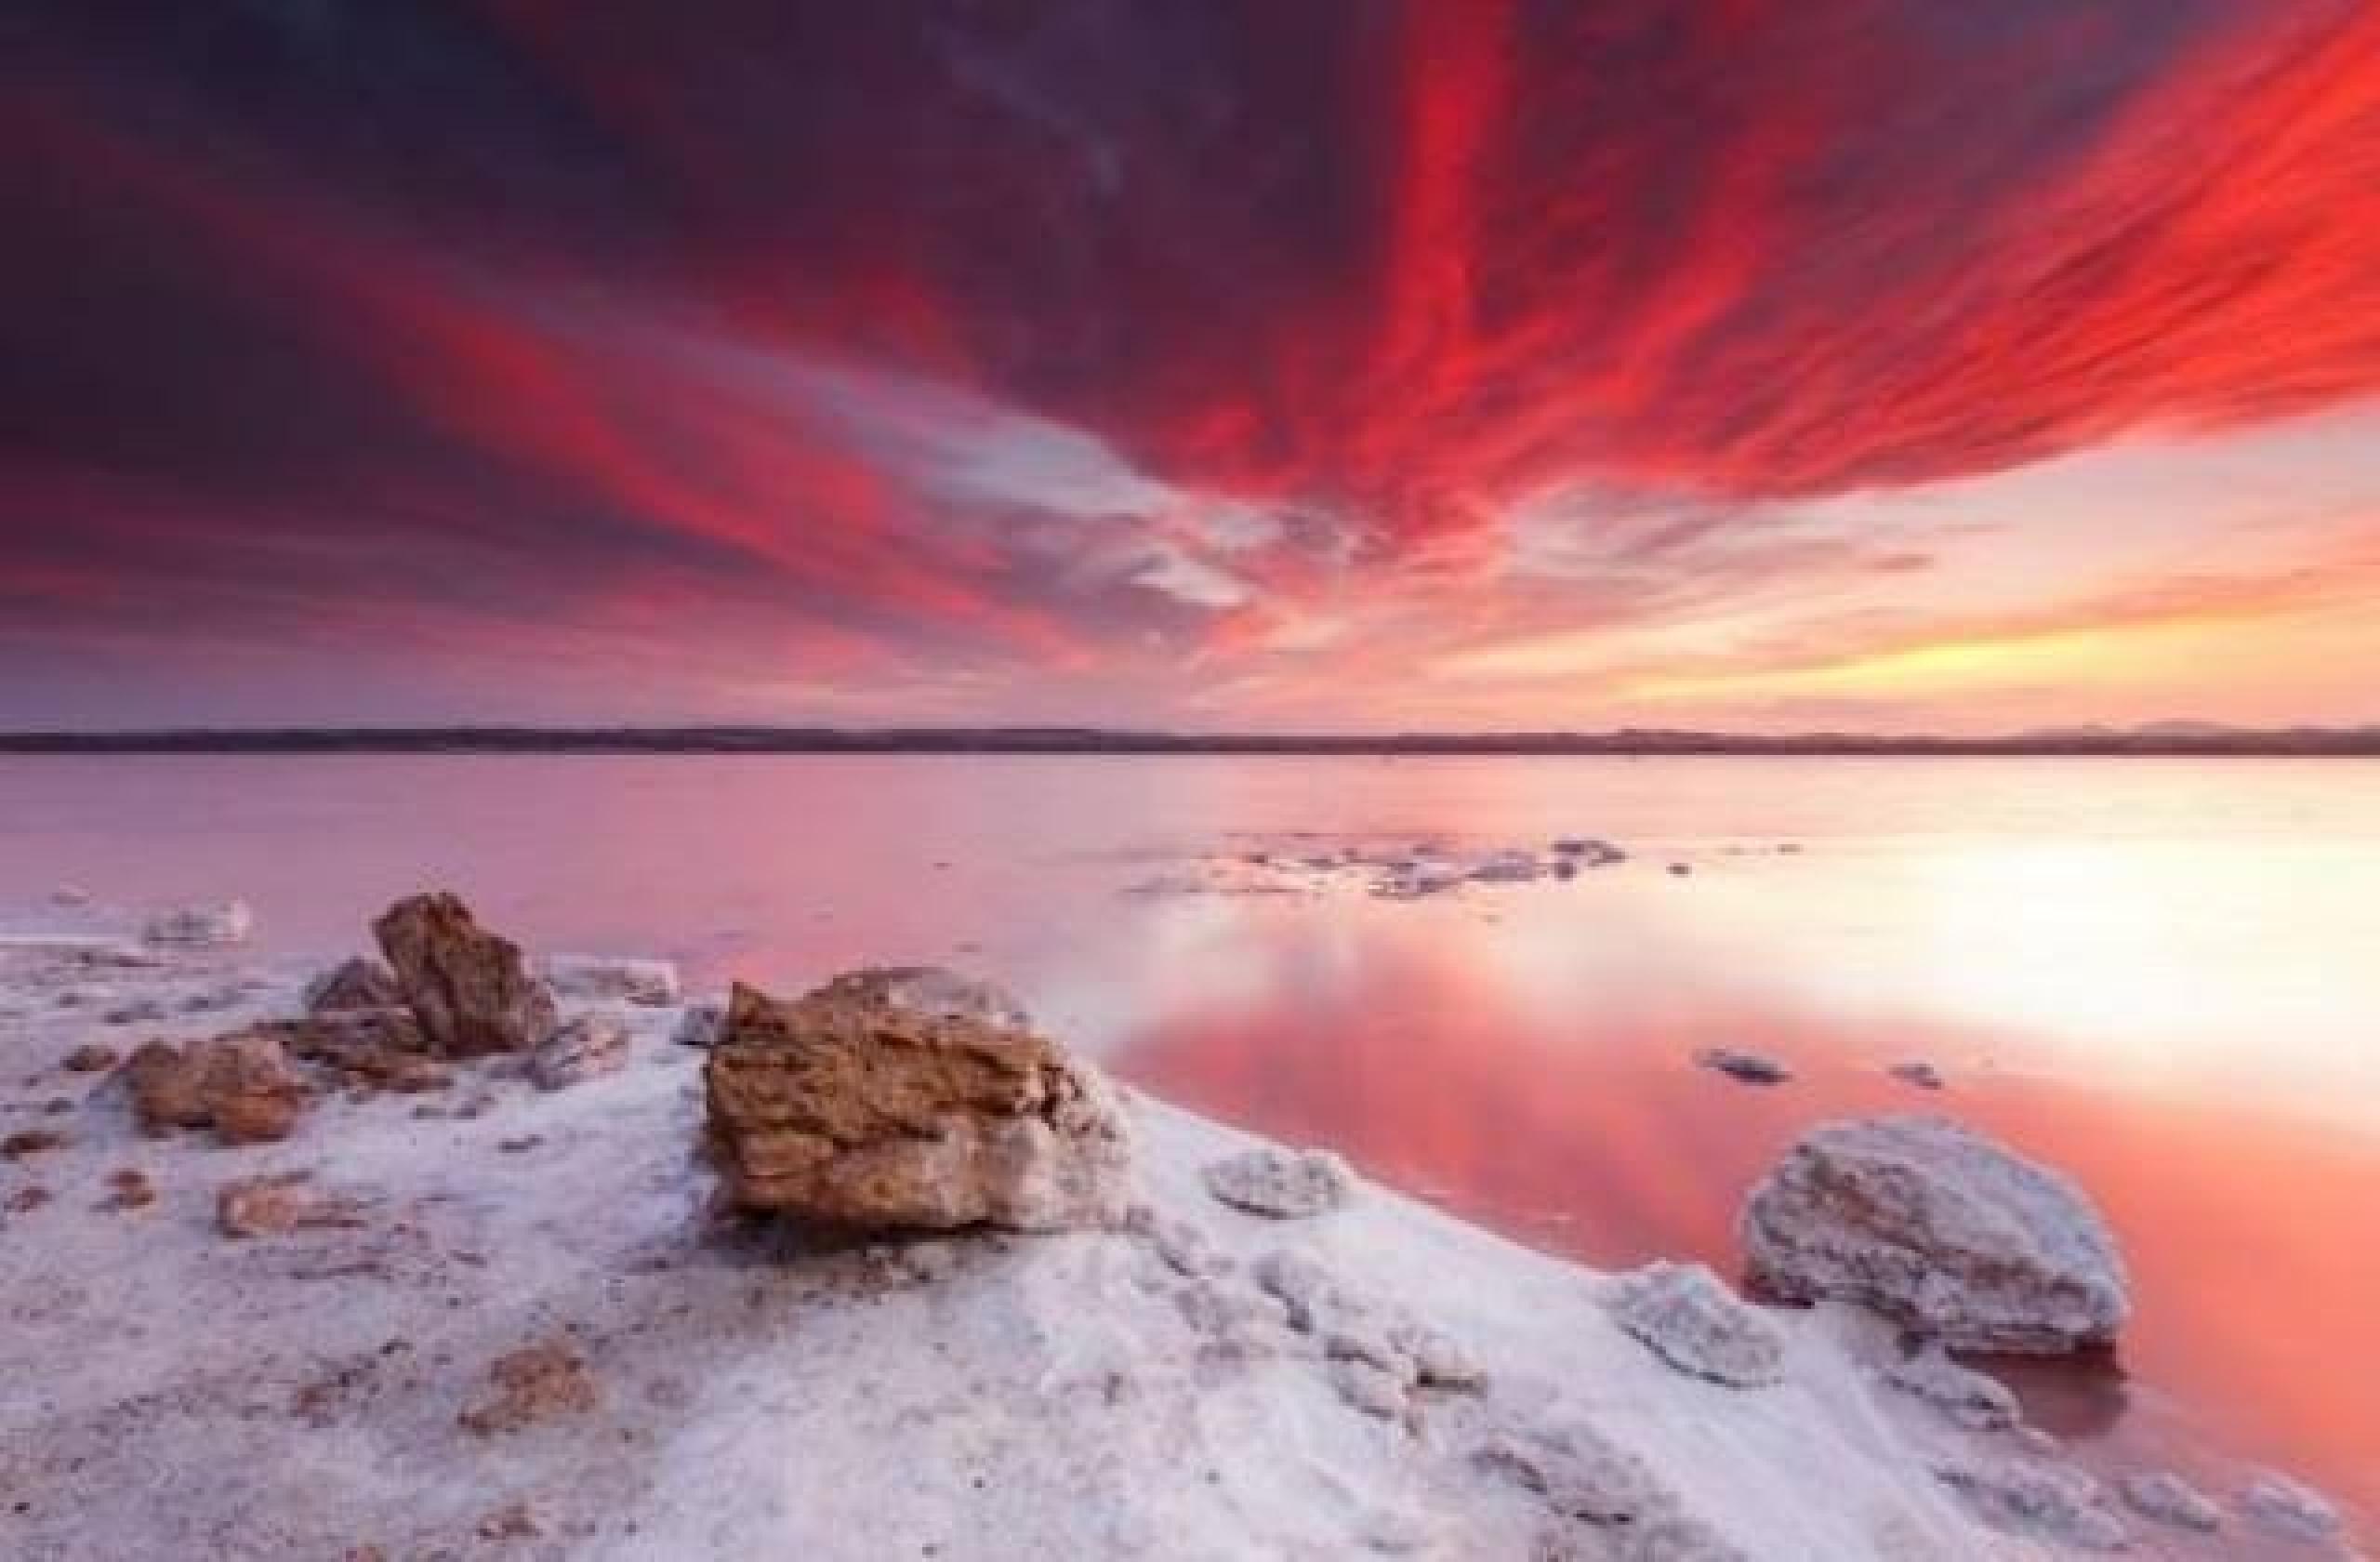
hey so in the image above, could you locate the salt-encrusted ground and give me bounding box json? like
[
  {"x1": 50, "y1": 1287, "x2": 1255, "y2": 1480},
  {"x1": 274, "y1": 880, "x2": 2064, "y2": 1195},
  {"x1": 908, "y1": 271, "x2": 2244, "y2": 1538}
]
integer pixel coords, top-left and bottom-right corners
[{"x1": 0, "y1": 922, "x2": 2354, "y2": 1560}]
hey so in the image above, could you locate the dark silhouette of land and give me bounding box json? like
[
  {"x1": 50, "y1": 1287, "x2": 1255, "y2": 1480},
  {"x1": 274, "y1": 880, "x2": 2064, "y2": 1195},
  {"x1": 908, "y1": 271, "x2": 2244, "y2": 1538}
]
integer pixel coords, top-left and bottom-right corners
[{"x1": 4, "y1": 724, "x2": 2376, "y2": 755}]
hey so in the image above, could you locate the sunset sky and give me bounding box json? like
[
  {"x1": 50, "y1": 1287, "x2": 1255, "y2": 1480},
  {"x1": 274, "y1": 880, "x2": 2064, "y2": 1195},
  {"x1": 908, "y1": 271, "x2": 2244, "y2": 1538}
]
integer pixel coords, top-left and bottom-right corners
[{"x1": 4, "y1": 2, "x2": 2376, "y2": 732}]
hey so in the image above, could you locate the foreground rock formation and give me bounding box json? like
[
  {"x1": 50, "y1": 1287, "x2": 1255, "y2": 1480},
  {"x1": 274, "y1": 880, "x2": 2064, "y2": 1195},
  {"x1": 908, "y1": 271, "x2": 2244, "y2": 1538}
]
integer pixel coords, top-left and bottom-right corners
[
  {"x1": 372, "y1": 892, "x2": 557, "y2": 1056},
  {"x1": 703, "y1": 968, "x2": 1131, "y2": 1231},
  {"x1": 1740, "y1": 1115, "x2": 2131, "y2": 1353}
]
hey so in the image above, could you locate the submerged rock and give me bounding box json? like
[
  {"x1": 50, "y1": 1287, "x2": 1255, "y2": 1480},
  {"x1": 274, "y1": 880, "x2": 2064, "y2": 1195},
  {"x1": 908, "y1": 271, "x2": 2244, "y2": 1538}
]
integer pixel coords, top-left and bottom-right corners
[
  {"x1": 2119, "y1": 1471, "x2": 2223, "y2": 1533},
  {"x1": 303, "y1": 957, "x2": 403, "y2": 1013},
  {"x1": 141, "y1": 900, "x2": 254, "y2": 947},
  {"x1": 2241, "y1": 1472, "x2": 2343, "y2": 1543},
  {"x1": 1603, "y1": 1262, "x2": 1785, "y2": 1388},
  {"x1": 1202, "y1": 1145, "x2": 1356, "y2": 1218},
  {"x1": 531, "y1": 1013, "x2": 630, "y2": 1090},
  {"x1": 373, "y1": 893, "x2": 557, "y2": 1057},
  {"x1": 540, "y1": 954, "x2": 681, "y2": 1007},
  {"x1": 1694, "y1": 1048, "x2": 1792, "y2": 1086},
  {"x1": 1740, "y1": 1116, "x2": 2129, "y2": 1353},
  {"x1": 703, "y1": 968, "x2": 1130, "y2": 1231}
]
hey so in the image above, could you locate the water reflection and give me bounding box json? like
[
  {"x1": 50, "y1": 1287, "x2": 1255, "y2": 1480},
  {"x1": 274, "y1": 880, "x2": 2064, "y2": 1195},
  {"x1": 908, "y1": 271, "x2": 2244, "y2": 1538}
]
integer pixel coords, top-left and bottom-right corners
[{"x1": 1107, "y1": 898, "x2": 2380, "y2": 1524}]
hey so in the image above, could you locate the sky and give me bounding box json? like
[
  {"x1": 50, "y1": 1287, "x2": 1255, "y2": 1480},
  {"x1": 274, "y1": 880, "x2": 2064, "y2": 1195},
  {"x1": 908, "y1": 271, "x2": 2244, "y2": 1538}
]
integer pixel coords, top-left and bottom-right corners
[{"x1": 3, "y1": 1, "x2": 2377, "y2": 734}]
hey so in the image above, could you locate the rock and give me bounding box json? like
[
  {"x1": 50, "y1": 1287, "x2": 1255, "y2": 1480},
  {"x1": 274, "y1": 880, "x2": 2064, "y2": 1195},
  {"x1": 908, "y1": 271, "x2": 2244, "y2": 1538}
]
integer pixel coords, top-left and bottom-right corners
[
  {"x1": 102, "y1": 999, "x2": 166, "y2": 1026},
  {"x1": 303, "y1": 958, "x2": 403, "y2": 1013},
  {"x1": 127, "y1": 1031, "x2": 310, "y2": 1143},
  {"x1": 1202, "y1": 1145, "x2": 1356, "y2": 1218},
  {"x1": 61, "y1": 1043, "x2": 120, "y2": 1073},
  {"x1": 2241, "y1": 1473, "x2": 2343, "y2": 1543},
  {"x1": 1330, "y1": 1357, "x2": 1410, "y2": 1419},
  {"x1": 142, "y1": 900, "x2": 254, "y2": 946},
  {"x1": 1880, "y1": 1344, "x2": 2021, "y2": 1430},
  {"x1": 49, "y1": 885, "x2": 93, "y2": 907},
  {"x1": 1252, "y1": 1249, "x2": 1339, "y2": 1330},
  {"x1": 1739, "y1": 1116, "x2": 2129, "y2": 1353},
  {"x1": 1933, "y1": 1458, "x2": 2129, "y2": 1551},
  {"x1": 541, "y1": 954, "x2": 681, "y2": 1007},
  {"x1": 670, "y1": 1001, "x2": 724, "y2": 1050},
  {"x1": 1603, "y1": 1262, "x2": 1786, "y2": 1388},
  {"x1": 218, "y1": 1172, "x2": 365, "y2": 1238},
  {"x1": 459, "y1": 1338, "x2": 600, "y2": 1436},
  {"x1": 265, "y1": 1012, "x2": 444, "y2": 1092},
  {"x1": 100, "y1": 1167, "x2": 157, "y2": 1211},
  {"x1": 372, "y1": 892, "x2": 557, "y2": 1057},
  {"x1": 1889, "y1": 1061, "x2": 1946, "y2": 1091},
  {"x1": 531, "y1": 1013, "x2": 630, "y2": 1090},
  {"x1": 1390, "y1": 1320, "x2": 1488, "y2": 1392},
  {"x1": 1667, "y1": 863, "x2": 1693, "y2": 878},
  {"x1": 1467, "y1": 850, "x2": 1543, "y2": 883},
  {"x1": 1694, "y1": 1048, "x2": 1792, "y2": 1086},
  {"x1": 126, "y1": 1040, "x2": 212, "y2": 1130},
  {"x1": 1477, "y1": 1421, "x2": 1667, "y2": 1525},
  {"x1": 703, "y1": 968, "x2": 1130, "y2": 1231},
  {"x1": 2118, "y1": 1472, "x2": 2223, "y2": 1532},
  {"x1": 1551, "y1": 838, "x2": 1625, "y2": 867},
  {"x1": 4, "y1": 1185, "x2": 50, "y2": 1213},
  {"x1": 2, "y1": 1129, "x2": 71, "y2": 1160}
]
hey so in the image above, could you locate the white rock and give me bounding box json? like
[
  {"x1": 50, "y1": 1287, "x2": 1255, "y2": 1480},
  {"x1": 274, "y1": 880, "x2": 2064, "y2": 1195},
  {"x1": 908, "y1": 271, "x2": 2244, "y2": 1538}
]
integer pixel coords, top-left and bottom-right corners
[
  {"x1": 1203, "y1": 1146, "x2": 1356, "y2": 1218},
  {"x1": 531, "y1": 1013, "x2": 631, "y2": 1090},
  {"x1": 670, "y1": 1000, "x2": 724, "y2": 1049},
  {"x1": 1604, "y1": 1262, "x2": 1786, "y2": 1388},
  {"x1": 1477, "y1": 1420, "x2": 1667, "y2": 1524},
  {"x1": 2241, "y1": 1472, "x2": 2343, "y2": 1543},
  {"x1": 141, "y1": 901, "x2": 254, "y2": 947},
  {"x1": 2118, "y1": 1471, "x2": 2223, "y2": 1532},
  {"x1": 541, "y1": 954, "x2": 681, "y2": 1007},
  {"x1": 1934, "y1": 1458, "x2": 2129, "y2": 1552},
  {"x1": 1880, "y1": 1344, "x2": 2021, "y2": 1430},
  {"x1": 1740, "y1": 1116, "x2": 2129, "y2": 1353}
]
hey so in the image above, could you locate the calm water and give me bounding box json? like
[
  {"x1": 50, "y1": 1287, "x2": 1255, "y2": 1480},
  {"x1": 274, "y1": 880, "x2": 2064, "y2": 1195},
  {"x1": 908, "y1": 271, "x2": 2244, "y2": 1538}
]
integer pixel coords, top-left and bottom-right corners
[{"x1": 5, "y1": 754, "x2": 2376, "y2": 1527}]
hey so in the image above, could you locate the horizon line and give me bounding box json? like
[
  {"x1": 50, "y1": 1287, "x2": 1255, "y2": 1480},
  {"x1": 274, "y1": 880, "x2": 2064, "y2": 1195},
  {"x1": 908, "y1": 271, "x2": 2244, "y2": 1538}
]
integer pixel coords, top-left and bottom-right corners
[{"x1": 5, "y1": 722, "x2": 2378, "y2": 756}]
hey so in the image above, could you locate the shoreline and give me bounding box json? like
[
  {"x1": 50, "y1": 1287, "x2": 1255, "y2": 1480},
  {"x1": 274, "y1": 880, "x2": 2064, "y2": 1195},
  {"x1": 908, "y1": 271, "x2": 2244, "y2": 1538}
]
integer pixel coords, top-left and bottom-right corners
[{"x1": 2, "y1": 917, "x2": 2366, "y2": 1559}]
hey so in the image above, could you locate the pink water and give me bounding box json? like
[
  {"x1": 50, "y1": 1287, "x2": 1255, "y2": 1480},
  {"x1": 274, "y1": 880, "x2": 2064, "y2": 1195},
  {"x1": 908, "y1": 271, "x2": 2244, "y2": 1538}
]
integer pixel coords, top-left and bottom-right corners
[{"x1": 5, "y1": 753, "x2": 2375, "y2": 1530}]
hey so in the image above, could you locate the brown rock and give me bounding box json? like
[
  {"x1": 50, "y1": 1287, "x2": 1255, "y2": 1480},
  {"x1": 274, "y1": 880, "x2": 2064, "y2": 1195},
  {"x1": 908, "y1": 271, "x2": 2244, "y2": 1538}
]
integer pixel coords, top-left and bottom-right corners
[
  {"x1": 101, "y1": 1167, "x2": 156, "y2": 1211},
  {"x1": 269, "y1": 1013, "x2": 451, "y2": 1094},
  {"x1": 3, "y1": 1129, "x2": 69, "y2": 1159},
  {"x1": 304, "y1": 956, "x2": 404, "y2": 1013},
  {"x1": 217, "y1": 1171, "x2": 366, "y2": 1238},
  {"x1": 126, "y1": 1032, "x2": 310, "y2": 1143},
  {"x1": 62, "y1": 1042, "x2": 121, "y2": 1073},
  {"x1": 5, "y1": 1185, "x2": 51, "y2": 1213},
  {"x1": 459, "y1": 1338, "x2": 600, "y2": 1436},
  {"x1": 703, "y1": 967, "x2": 1131, "y2": 1231},
  {"x1": 373, "y1": 893, "x2": 557, "y2": 1056}
]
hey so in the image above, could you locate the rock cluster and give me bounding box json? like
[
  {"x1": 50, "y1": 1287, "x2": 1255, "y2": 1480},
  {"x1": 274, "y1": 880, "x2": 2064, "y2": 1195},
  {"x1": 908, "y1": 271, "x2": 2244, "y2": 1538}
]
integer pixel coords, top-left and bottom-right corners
[
  {"x1": 1202, "y1": 1145, "x2": 1356, "y2": 1218},
  {"x1": 703, "y1": 968, "x2": 1130, "y2": 1231},
  {"x1": 1602, "y1": 1262, "x2": 1785, "y2": 1388},
  {"x1": 372, "y1": 893, "x2": 557, "y2": 1057},
  {"x1": 1477, "y1": 1420, "x2": 1747, "y2": 1560},
  {"x1": 1739, "y1": 1116, "x2": 2129, "y2": 1353}
]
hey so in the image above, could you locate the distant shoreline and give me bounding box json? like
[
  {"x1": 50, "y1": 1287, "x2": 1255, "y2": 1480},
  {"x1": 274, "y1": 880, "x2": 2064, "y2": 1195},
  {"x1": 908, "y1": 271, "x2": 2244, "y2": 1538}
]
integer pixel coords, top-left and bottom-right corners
[{"x1": 5, "y1": 726, "x2": 2378, "y2": 756}]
